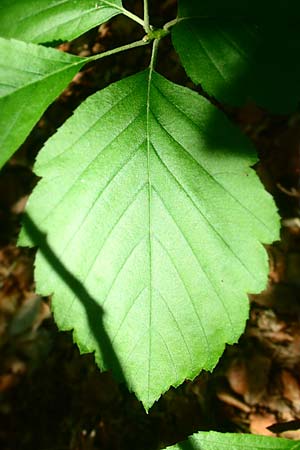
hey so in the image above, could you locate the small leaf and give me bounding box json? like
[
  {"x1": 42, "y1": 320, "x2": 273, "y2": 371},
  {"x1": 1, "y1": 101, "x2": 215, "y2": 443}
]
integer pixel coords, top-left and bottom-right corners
[
  {"x1": 20, "y1": 70, "x2": 279, "y2": 410},
  {"x1": 164, "y1": 431, "x2": 300, "y2": 450},
  {"x1": 173, "y1": 0, "x2": 300, "y2": 112},
  {"x1": 0, "y1": 0, "x2": 123, "y2": 44},
  {"x1": 0, "y1": 38, "x2": 85, "y2": 168}
]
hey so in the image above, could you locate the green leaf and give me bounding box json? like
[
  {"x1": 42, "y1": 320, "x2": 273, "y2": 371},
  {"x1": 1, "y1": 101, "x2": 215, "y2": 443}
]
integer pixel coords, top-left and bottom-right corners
[
  {"x1": 0, "y1": 0, "x2": 123, "y2": 44},
  {"x1": 0, "y1": 38, "x2": 85, "y2": 168},
  {"x1": 164, "y1": 431, "x2": 300, "y2": 450},
  {"x1": 173, "y1": 0, "x2": 300, "y2": 112},
  {"x1": 19, "y1": 70, "x2": 279, "y2": 410}
]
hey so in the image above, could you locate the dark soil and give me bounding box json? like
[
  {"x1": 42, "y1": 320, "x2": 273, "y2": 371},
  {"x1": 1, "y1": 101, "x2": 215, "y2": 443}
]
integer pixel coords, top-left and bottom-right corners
[{"x1": 0, "y1": 1, "x2": 300, "y2": 449}]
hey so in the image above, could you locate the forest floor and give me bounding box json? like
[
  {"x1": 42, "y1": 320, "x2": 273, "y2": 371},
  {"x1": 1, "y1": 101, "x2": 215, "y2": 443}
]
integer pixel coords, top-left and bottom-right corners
[{"x1": 0, "y1": 1, "x2": 300, "y2": 449}]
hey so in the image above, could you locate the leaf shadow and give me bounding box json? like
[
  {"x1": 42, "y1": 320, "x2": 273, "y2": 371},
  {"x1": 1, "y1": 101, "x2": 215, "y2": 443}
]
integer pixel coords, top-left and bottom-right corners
[
  {"x1": 22, "y1": 212, "x2": 126, "y2": 385},
  {"x1": 179, "y1": 13, "x2": 300, "y2": 227},
  {"x1": 173, "y1": 1, "x2": 300, "y2": 114},
  {"x1": 178, "y1": 440, "x2": 197, "y2": 450},
  {"x1": 162, "y1": 11, "x2": 300, "y2": 224}
]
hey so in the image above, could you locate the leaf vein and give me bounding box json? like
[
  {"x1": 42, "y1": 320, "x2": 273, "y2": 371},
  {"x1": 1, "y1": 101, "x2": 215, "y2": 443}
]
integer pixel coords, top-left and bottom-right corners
[
  {"x1": 17, "y1": 0, "x2": 71, "y2": 24},
  {"x1": 40, "y1": 87, "x2": 138, "y2": 168},
  {"x1": 153, "y1": 191, "x2": 235, "y2": 342},
  {"x1": 153, "y1": 234, "x2": 211, "y2": 365},
  {"x1": 55, "y1": 142, "x2": 146, "y2": 258},
  {"x1": 82, "y1": 182, "x2": 148, "y2": 287},
  {"x1": 151, "y1": 93, "x2": 272, "y2": 234},
  {"x1": 102, "y1": 237, "x2": 147, "y2": 310},
  {"x1": 110, "y1": 286, "x2": 147, "y2": 345},
  {"x1": 155, "y1": 328, "x2": 179, "y2": 381},
  {"x1": 38, "y1": 109, "x2": 144, "y2": 227},
  {"x1": 151, "y1": 124, "x2": 261, "y2": 283},
  {"x1": 154, "y1": 288, "x2": 194, "y2": 368},
  {"x1": 188, "y1": 22, "x2": 228, "y2": 82},
  {"x1": 59, "y1": 183, "x2": 147, "y2": 327}
]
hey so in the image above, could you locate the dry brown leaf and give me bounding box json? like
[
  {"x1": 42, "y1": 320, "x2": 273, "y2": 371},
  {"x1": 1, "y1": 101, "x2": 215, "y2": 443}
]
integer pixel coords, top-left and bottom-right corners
[{"x1": 249, "y1": 412, "x2": 276, "y2": 436}]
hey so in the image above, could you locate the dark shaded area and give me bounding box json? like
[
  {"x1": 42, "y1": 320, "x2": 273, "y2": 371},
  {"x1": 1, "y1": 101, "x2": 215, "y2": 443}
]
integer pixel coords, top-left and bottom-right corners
[
  {"x1": 0, "y1": 0, "x2": 300, "y2": 449},
  {"x1": 268, "y1": 420, "x2": 300, "y2": 433},
  {"x1": 178, "y1": 440, "x2": 197, "y2": 450},
  {"x1": 173, "y1": 20, "x2": 300, "y2": 113}
]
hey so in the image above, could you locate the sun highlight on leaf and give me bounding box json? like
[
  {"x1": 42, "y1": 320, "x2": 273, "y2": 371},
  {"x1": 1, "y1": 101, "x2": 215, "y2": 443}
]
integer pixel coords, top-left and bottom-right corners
[
  {"x1": 164, "y1": 430, "x2": 300, "y2": 450},
  {"x1": 0, "y1": 0, "x2": 123, "y2": 44},
  {"x1": 19, "y1": 69, "x2": 279, "y2": 410},
  {"x1": 0, "y1": 38, "x2": 86, "y2": 168}
]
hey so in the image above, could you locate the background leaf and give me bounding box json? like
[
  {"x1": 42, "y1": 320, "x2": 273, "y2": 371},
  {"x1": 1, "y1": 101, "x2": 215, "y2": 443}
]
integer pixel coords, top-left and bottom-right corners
[
  {"x1": 0, "y1": 38, "x2": 85, "y2": 168},
  {"x1": 173, "y1": 0, "x2": 300, "y2": 112},
  {"x1": 19, "y1": 70, "x2": 279, "y2": 410},
  {"x1": 0, "y1": 0, "x2": 123, "y2": 44},
  {"x1": 164, "y1": 431, "x2": 300, "y2": 450}
]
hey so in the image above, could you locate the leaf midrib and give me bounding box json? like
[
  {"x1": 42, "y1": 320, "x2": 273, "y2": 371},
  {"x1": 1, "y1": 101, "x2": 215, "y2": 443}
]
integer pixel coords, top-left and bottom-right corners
[{"x1": 146, "y1": 61, "x2": 154, "y2": 405}]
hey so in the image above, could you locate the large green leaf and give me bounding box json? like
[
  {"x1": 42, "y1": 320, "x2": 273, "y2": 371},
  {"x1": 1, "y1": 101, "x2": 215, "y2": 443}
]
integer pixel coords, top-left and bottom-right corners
[
  {"x1": 0, "y1": 38, "x2": 85, "y2": 168},
  {"x1": 19, "y1": 70, "x2": 279, "y2": 410},
  {"x1": 172, "y1": 0, "x2": 300, "y2": 112},
  {"x1": 0, "y1": 0, "x2": 123, "y2": 44},
  {"x1": 164, "y1": 431, "x2": 300, "y2": 450}
]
